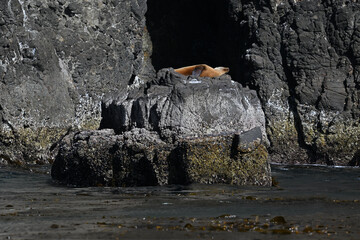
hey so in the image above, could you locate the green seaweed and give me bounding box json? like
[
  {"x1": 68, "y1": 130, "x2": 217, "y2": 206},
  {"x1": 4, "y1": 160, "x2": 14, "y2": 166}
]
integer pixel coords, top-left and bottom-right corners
[{"x1": 183, "y1": 136, "x2": 271, "y2": 186}]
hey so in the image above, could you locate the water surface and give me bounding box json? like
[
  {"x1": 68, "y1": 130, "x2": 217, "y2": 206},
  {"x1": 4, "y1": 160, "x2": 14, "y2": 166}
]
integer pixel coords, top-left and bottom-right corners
[{"x1": 1, "y1": 164, "x2": 359, "y2": 239}]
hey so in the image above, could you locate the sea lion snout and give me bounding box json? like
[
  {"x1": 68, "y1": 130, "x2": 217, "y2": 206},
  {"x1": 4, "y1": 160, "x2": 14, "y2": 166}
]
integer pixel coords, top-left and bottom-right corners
[{"x1": 214, "y1": 67, "x2": 230, "y2": 74}]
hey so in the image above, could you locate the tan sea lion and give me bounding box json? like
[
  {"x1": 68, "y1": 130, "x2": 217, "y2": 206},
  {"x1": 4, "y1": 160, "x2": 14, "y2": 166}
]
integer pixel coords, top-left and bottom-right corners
[{"x1": 174, "y1": 64, "x2": 229, "y2": 77}]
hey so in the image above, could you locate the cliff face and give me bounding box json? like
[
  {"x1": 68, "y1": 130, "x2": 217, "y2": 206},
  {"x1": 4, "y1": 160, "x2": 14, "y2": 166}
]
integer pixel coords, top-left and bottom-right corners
[
  {"x1": 0, "y1": 0, "x2": 152, "y2": 165},
  {"x1": 1, "y1": 0, "x2": 360, "y2": 166},
  {"x1": 230, "y1": 0, "x2": 360, "y2": 165},
  {"x1": 146, "y1": 0, "x2": 360, "y2": 165}
]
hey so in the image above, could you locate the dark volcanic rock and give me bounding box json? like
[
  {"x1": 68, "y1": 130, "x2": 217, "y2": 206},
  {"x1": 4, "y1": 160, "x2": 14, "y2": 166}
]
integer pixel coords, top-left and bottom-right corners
[
  {"x1": 51, "y1": 128, "x2": 170, "y2": 187},
  {"x1": 145, "y1": 0, "x2": 360, "y2": 165},
  {"x1": 227, "y1": 0, "x2": 360, "y2": 165},
  {"x1": 52, "y1": 128, "x2": 270, "y2": 187},
  {"x1": 0, "y1": 0, "x2": 153, "y2": 166},
  {"x1": 171, "y1": 127, "x2": 270, "y2": 186},
  {"x1": 51, "y1": 129, "x2": 121, "y2": 186},
  {"x1": 101, "y1": 68, "x2": 267, "y2": 142},
  {"x1": 52, "y1": 71, "x2": 271, "y2": 187},
  {"x1": 2, "y1": 0, "x2": 360, "y2": 167}
]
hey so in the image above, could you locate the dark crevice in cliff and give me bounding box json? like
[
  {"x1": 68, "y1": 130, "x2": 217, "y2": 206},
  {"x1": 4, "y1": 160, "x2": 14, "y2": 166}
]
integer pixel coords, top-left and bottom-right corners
[
  {"x1": 345, "y1": 50, "x2": 360, "y2": 116},
  {"x1": 49, "y1": 127, "x2": 73, "y2": 152},
  {"x1": 280, "y1": 43, "x2": 316, "y2": 163},
  {"x1": 325, "y1": 4, "x2": 360, "y2": 116},
  {"x1": 145, "y1": 0, "x2": 245, "y2": 83}
]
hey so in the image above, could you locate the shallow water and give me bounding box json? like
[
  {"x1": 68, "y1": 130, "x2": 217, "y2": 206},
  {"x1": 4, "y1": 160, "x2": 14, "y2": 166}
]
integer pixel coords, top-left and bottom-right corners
[{"x1": 0, "y1": 164, "x2": 360, "y2": 239}]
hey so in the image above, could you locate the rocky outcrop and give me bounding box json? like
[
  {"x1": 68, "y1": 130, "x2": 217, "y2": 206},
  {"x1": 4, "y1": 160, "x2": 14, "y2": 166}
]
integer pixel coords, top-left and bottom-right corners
[
  {"x1": 172, "y1": 127, "x2": 270, "y2": 186},
  {"x1": 145, "y1": 0, "x2": 360, "y2": 166},
  {"x1": 2, "y1": 0, "x2": 360, "y2": 167},
  {"x1": 100, "y1": 69, "x2": 267, "y2": 142},
  {"x1": 0, "y1": 0, "x2": 153, "y2": 166},
  {"x1": 52, "y1": 128, "x2": 270, "y2": 187},
  {"x1": 52, "y1": 70, "x2": 271, "y2": 186}
]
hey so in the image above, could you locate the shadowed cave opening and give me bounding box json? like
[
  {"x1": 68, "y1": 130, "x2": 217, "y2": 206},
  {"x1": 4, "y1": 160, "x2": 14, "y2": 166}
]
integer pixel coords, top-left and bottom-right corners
[{"x1": 145, "y1": 0, "x2": 246, "y2": 82}]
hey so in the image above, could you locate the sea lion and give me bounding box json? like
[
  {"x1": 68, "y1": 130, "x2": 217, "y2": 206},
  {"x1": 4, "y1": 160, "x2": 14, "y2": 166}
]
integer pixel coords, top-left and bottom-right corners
[{"x1": 174, "y1": 64, "x2": 229, "y2": 77}]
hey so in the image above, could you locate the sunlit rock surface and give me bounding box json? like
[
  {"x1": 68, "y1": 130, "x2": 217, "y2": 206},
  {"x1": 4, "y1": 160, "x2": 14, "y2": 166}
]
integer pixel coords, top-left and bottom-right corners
[
  {"x1": 52, "y1": 71, "x2": 270, "y2": 187},
  {"x1": 1, "y1": 0, "x2": 360, "y2": 167}
]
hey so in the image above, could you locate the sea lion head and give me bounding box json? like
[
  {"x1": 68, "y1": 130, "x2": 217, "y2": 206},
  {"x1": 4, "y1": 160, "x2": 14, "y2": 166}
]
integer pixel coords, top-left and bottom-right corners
[{"x1": 214, "y1": 67, "x2": 230, "y2": 74}]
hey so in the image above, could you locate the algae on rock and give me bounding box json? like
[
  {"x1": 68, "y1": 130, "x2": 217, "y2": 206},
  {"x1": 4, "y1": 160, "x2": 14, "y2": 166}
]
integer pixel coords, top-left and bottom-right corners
[{"x1": 175, "y1": 134, "x2": 271, "y2": 186}]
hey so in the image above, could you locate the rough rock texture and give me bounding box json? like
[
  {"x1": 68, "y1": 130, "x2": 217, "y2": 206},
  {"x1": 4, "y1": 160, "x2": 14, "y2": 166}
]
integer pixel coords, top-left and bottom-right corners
[
  {"x1": 51, "y1": 129, "x2": 121, "y2": 186},
  {"x1": 0, "y1": 0, "x2": 153, "y2": 166},
  {"x1": 52, "y1": 128, "x2": 270, "y2": 187},
  {"x1": 51, "y1": 128, "x2": 171, "y2": 187},
  {"x1": 146, "y1": 0, "x2": 360, "y2": 165},
  {"x1": 236, "y1": 0, "x2": 360, "y2": 165},
  {"x1": 100, "y1": 68, "x2": 267, "y2": 142},
  {"x1": 52, "y1": 72, "x2": 271, "y2": 187},
  {"x1": 172, "y1": 128, "x2": 270, "y2": 186},
  {"x1": 2, "y1": 0, "x2": 360, "y2": 167}
]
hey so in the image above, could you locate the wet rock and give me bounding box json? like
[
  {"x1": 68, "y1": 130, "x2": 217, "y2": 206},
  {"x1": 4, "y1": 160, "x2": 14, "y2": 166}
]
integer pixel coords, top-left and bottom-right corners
[
  {"x1": 52, "y1": 128, "x2": 270, "y2": 187},
  {"x1": 51, "y1": 129, "x2": 121, "y2": 186},
  {"x1": 51, "y1": 128, "x2": 171, "y2": 187},
  {"x1": 270, "y1": 216, "x2": 287, "y2": 225},
  {"x1": 52, "y1": 71, "x2": 270, "y2": 187},
  {"x1": 170, "y1": 129, "x2": 270, "y2": 186}
]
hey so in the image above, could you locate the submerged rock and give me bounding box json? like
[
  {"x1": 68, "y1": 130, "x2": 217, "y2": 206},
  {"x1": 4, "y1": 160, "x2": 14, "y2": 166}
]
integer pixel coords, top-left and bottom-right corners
[{"x1": 52, "y1": 70, "x2": 271, "y2": 187}]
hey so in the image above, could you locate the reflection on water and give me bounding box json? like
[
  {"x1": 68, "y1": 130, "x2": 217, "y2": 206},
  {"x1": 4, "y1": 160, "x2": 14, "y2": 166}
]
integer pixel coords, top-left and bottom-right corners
[{"x1": 0, "y1": 164, "x2": 359, "y2": 239}]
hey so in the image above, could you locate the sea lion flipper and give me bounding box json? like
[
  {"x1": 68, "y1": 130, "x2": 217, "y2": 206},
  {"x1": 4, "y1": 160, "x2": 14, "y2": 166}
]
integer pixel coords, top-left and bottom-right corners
[{"x1": 192, "y1": 65, "x2": 205, "y2": 77}]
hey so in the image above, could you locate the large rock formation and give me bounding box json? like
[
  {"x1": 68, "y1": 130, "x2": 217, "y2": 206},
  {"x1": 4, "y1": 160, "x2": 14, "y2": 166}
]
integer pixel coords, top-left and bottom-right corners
[
  {"x1": 1, "y1": 0, "x2": 360, "y2": 167},
  {"x1": 52, "y1": 70, "x2": 271, "y2": 186},
  {"x1": 237, "y1": 0, "x2": 360, "y2": 165},
  {"x1": 146, "y1": 0, "x2": 360, "y2": 165},
  {"x1": 100, "y1": 69, "x2": 267, "y2": 141},
  {"x1": 0, "y1": 0, "x2": 153, "y2": 165}
]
